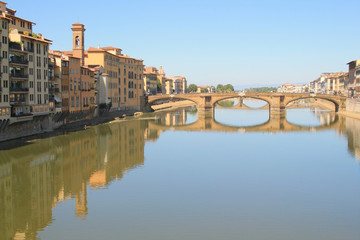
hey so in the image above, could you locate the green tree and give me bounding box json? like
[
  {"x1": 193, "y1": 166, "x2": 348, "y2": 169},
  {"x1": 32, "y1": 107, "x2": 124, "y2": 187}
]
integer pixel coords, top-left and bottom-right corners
[
  {"x1": 188, "y1": 84, "x2": 198, "y2": 93},
  {"x1": 216, "y1": 84, "x2": 224, "y2": 93},
  {"x1": 224, "y1": 84, "x2": 234, "y2": 92},
  {"x1": 201, "y1": 88, "x2": 209, "y2": 93}
]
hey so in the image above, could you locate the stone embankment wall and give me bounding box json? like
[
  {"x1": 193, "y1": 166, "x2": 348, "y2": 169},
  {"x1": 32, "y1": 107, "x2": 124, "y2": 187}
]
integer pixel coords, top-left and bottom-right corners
[
  {"x1": 0, "y1": 116, "x2": 53, "y2": 142},
  {"x1": 0, "y1": 109, "x2": 140, "y2": 142},
  {"x1": 346, "y1": 99, "x2": 360, "y2": 114}
]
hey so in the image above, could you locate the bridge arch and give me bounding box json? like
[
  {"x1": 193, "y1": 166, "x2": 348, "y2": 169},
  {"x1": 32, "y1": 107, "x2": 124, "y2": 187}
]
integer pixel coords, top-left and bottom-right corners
[
  {"x1": 284, "y1": 96, "x2": 339, "y2": 112},
  {"x1": 213, "y1": 96, "x2": 271, "y2": 108},
  {"x1": 146, "y1": 96, "x2": 198, "y2": 110}
]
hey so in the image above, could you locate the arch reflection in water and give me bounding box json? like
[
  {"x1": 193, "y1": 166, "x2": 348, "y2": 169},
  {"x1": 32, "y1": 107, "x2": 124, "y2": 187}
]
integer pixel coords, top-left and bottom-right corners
[
  {"x1": 214, "y1": 108, "x2": 270, "y2": 128},
  {"x1": 287, "y1": 108, "x2": 336, "y2": 127},
  {"x1": 0, "y1": 120, "x2": 153, "y2": 240},
  {"x1": 150, "y1": 107, "x2": 340, "y2": 133}
]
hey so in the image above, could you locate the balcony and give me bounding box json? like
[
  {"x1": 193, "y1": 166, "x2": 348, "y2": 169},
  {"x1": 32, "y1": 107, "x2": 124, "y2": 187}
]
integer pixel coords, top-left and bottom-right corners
[
  {"x1": 9, "y1": 42, "x2": 22, "y2": 51},
  {"x1": 9, "y1": 42, "x2": 34, "y2": 53},
  {"x1": 49, "y1": 87, "x2": 60, "y2": 93},
  {"x1": 9, "y1": 57, "x2": 29, "y2": 66},
  {"x1": 10, "y1": 98, "x2": 26, "y2": 104},
  {"x1": 11, "y1": 112, "x2": 33, "y2": 122},
  {"x1": 10, "y1": 73, "x2": 28, "y2": 80},
  {"x1": 10, "y1": 87, "x2": 29, "y2": 93},
  {"x1": 11, "y1": 112, "x2": 33, "y2": 118},
  {"x1": 54, "y1": 74, "x2": 60, "y2": 78},
  {"x1": 48, "y1": 76, "x2": 55, "y2": 81}
]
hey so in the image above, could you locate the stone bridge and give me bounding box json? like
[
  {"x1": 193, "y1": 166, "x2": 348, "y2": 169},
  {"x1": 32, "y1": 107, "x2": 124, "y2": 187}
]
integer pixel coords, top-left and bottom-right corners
[{"x1": 146, "y1": 93, "x2": 347, "y2": 116}]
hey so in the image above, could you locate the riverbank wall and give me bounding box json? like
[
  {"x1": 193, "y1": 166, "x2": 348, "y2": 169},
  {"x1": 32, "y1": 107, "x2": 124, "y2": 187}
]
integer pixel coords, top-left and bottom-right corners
[{"x1": 0, "y1": 109, "x2": 139, "y2": 143}]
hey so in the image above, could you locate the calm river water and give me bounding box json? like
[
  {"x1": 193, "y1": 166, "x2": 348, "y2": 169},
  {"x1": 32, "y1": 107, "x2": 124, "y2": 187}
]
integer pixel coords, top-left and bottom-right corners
[{"x1": 1, "y1": 104, "x2": 360, "y2": 240}]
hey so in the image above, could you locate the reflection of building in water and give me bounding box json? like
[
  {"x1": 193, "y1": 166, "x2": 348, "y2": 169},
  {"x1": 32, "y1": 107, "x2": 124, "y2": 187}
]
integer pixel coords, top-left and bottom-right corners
[
  {"x1": 157, "y1": 108, "x2": 188, "y2": 126},
  {"x1": 345, "y1": 118, "x2": 360, "y2": 161},
  {"x1": 0, "y1": 120, "x2": 146, "y2": 239},
  {"x1": 311, "y1": 108, "x2": 336, "y2": 125},
  {"x1": 0, "y1": 158, "x2": 14, "y2": 240}
]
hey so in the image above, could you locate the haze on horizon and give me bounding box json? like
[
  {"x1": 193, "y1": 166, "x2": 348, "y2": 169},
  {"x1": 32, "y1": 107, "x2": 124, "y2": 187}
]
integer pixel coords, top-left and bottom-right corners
[{"x1": 11, "y1": 0, "x2": 360, "y2": 87}]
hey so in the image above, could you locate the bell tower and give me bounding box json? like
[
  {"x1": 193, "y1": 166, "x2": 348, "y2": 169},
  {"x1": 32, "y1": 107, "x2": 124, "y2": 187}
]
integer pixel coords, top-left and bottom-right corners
[{"x1": 71, "y1": 23, "x2": 86, "y2": 65}]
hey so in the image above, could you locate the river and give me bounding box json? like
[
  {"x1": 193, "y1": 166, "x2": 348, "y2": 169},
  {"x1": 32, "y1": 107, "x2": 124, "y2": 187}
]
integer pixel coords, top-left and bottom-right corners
[{"x1": 1, "y1": 103, "x2": 360, "y2": 240}]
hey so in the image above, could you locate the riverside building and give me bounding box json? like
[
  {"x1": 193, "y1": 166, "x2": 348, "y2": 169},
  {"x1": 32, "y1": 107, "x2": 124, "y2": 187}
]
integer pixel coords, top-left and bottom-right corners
[
  {"x1": 61, "y1": 23, "x2": 144, "y2": 112},
  {"x1": 0, "y1": 2, "x2": 51, "y2": 123}
]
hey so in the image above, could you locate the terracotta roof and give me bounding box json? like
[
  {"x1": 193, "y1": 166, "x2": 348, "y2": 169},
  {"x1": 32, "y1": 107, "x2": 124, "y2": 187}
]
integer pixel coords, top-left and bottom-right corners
[
  {"x1": 101, "y1": 46, "x2": 122, "y2": 51},
  {"x1": 6, "y1": 14, "x2": 36, "y2": 24},
  {"x1": 87, "y1": 47, "x2": 106, "y2": 52},
  {"x1": 20, "y1": 34, "x2": 51, "y2": 43}
]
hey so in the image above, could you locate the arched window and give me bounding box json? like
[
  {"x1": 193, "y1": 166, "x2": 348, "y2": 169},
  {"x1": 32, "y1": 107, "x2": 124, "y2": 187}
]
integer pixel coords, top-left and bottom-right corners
[{"x1": 75, "y1": 36, "x2": 80, "y2": 48}]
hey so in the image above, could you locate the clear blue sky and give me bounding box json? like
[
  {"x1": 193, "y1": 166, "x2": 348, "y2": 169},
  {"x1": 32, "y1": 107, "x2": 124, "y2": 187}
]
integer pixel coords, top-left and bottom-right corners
[{"x1": 10, "y1": 0, "x2": 360, "y2": 88}]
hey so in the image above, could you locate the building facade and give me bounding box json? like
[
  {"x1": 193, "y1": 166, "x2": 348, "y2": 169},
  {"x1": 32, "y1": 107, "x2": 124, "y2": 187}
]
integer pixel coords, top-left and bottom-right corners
[{"x1": 0, "y1": 2, "x2": 52, "y2": 124}]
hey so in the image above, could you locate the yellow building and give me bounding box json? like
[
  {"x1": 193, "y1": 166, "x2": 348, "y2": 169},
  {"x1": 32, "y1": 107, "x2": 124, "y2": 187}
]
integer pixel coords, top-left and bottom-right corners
[
  {"x1": 1, "y1": 2, "x2": 52, "y2": 123},
  {"x1": 0, "y1": 11, "x2": 10, "y2": 121}
]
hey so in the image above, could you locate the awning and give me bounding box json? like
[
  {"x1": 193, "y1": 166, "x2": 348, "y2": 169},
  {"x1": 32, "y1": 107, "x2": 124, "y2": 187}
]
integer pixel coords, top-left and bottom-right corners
[{"x1": 54, "y1": 96, "x2": 62, "y2": 103}]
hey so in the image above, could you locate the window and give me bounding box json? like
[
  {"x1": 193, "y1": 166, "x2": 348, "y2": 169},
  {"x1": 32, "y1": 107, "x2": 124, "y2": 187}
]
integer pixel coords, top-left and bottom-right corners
[
  {"x1": 71, "y1": 96, "x2": 75, "y2": 107},
  {"x1": 2, "y1": 51, "x2": 7, "y2": 58},
  {"x1": 37, "y1": 69, "x2": 41, "y2": 79},
  {"x1": 37, "y1": 94, "x2": 42, "y2": 104},
  {"x1": 2, "y1": 21, "x2": 7, "y2": 29}
]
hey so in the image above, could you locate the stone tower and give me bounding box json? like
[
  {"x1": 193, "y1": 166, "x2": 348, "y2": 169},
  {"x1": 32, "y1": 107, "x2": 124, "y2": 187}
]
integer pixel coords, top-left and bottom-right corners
[{"x1": 71, "y1": 23, "x2": 86, "y2": 65}]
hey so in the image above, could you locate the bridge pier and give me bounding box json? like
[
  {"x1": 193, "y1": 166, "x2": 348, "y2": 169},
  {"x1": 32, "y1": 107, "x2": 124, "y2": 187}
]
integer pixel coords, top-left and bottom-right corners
[
  {"x1": 197, "y1": 95, "x2": 214, "y2": 114},
  {"x1": 269, "y1": 95, "x2": 286, "y2": 118}
]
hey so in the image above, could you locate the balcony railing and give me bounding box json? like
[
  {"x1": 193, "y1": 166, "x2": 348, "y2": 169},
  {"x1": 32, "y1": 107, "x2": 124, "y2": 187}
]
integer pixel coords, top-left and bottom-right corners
[
  {"x1": 10, "y1": 98, "x2": 26, "y2": 104},
  {"x1": 49, "y1": 87, "x2": 60, "y2": 93},
  {"x1": 10, "y1": 87, "x2": 29, "y2": 92},
  {"x1": 10, "y1": 73, "x2": 28, "y2": 79},
  {"x1": 9, "y1": 42, "x2": 22, "y2": 51},
  {"x1": 9, "y1": 58, "x2": 29, "y2": 65},
  {"x1": 48, "y1": 76, "x2": 54, "y2": 81},
  {"x1": 11, "y1": 113, "x2": 33, "y2": 118}
]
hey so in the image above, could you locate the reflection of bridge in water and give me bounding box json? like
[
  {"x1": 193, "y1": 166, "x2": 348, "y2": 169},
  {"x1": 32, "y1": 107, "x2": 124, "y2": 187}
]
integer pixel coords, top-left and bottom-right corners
[{"x1": 147, "y1": 108, "x2": 342, "y2": 133}]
